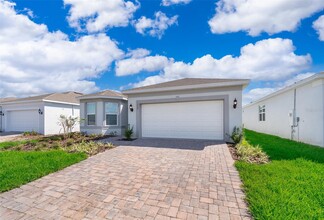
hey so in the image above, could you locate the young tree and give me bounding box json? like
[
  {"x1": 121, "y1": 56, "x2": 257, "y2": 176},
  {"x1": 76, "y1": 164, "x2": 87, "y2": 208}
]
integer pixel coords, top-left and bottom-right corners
[{"x1": 57, "y1": 115, "x2": 80, "y2": 138}]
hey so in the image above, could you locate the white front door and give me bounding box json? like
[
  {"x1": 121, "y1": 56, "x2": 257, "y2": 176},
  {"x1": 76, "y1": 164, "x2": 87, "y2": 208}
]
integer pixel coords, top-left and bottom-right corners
[
  {"x1": 6, "y1": 110, "x2": 40, "y2": 133},
  {"x1": 141, "y1": 100, "x2": 224, "y2": 140}
]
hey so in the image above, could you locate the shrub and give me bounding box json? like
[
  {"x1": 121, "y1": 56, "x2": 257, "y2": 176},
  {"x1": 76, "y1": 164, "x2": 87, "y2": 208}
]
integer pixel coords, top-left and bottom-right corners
[
  {"x1": 228, "y1": 126, "x2": 244, "y2": 145},
  {"x1": 109, "y1": 131, "x2": 118, "y2": 136},
  {"x1": 66, "y1": 141, "x2": 114, "y2": 156},
  {"x1": 23, "y1": 131, "x2": 39, "y2": 136},
  {"x1": 124, "y1": 126, "x2": 134, "y2": 140},
  {"x1": 236, "y1": 138, "x2": 269, "y2": 164}
]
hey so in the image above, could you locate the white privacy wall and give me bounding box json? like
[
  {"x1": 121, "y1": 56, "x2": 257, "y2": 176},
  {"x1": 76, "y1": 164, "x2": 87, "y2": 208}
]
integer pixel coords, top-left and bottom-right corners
[
  {"x1": 127, "y1": 86, "x2": 243, "y2": 140},
  {"x1": 243, "y1": 79, "x2": 324, "y2": 147},
  {"x1": 44, "y1": 102, "x2": 80, "y2": 135}
]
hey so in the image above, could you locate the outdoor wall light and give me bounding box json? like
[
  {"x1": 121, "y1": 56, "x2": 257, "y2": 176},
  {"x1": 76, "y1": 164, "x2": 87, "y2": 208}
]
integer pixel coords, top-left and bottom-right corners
[
  {"x1": 233, "y1": 98, "x2": 238, "y2": 109},
  {"x1": 38, "y1": 109, "x2": 43, "y2": 115},
  {"x1": 0, "y1": 111, "x2": 3, "y2": 116},
  {"x1": 129, "y1": 104, "x2": 134, "y2": 112}
]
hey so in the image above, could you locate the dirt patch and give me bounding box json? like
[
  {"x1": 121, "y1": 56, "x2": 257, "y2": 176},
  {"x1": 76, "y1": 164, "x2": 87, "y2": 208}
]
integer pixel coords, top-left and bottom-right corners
[{"x1": 227, "y1": 143, "x2": 239, "y2": 161}]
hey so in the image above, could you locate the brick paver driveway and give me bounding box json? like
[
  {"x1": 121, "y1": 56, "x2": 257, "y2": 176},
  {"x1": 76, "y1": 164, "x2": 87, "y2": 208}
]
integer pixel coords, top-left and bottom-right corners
[{"x1": 0, "y1": 139, "x2": 250, "y2": 220}]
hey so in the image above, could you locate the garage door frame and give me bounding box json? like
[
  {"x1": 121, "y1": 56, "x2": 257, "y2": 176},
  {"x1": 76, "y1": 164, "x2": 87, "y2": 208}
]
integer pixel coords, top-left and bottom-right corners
[{"x1": 136, "y1": 95, "x2": 229, "y2": 140}]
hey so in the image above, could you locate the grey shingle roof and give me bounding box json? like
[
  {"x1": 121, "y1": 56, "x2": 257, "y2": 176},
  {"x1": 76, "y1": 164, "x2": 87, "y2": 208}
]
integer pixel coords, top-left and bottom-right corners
[
  {"x1": 78, "y1": 90, "x2": 126, "y2": 99},
  {"x1": 0, "y1": 92, "x2": 82, "y2": 104},
  {"x1": 0, "y1": 97, "x2": 16, "y2": 104},
  {"x1": 123, "y1": 78, "x2": 249, "y2": 92}
]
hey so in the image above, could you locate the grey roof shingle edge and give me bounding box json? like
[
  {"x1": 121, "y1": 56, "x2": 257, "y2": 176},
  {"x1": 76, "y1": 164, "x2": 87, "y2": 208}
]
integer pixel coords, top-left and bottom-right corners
[
  {"x1": 0, "y1": 92, "x2": 83, "y2": 105},
  {"x1": 78, "y1": 90, "x2": 126, "y2": 99},
  {"x1": 123, "y1": 78, "x2": 250, "y2": 93}
]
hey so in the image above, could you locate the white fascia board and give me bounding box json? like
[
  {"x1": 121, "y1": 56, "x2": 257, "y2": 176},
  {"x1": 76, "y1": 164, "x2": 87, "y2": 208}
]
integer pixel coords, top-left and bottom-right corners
[
  {"x1": 122, "y1": 80, "x2": 250, "y2": 95},
  {"x1": 243, "y1": 72, "x2": 324, "y2": 108},
  {"x1": 43, "y1": 100, "x2": 80, "y2": 106},
  {"x1": 78, "y1": 95, "x2": 127, "y2": 100}
]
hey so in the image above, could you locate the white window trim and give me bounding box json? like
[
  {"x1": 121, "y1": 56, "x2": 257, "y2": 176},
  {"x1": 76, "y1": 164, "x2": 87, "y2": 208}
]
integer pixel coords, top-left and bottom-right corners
[
  {"x1": 259, "y1": 105, "x2": 266, "y2": 122},
  {"x1": 86, "y1": 102, "x2": 96, "y2": 126},
  {"x1": 105, "y1": 102, "x2": 119, "y2": 126}
]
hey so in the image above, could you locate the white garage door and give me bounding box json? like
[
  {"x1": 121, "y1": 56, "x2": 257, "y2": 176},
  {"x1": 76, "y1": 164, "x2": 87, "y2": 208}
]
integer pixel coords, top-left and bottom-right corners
[
  {"x1": 142, "y1": 100, "x2": 224, "y2": 140},
  {"x1": 7, "y1": 110, "x2": 39, "y2": 133}
]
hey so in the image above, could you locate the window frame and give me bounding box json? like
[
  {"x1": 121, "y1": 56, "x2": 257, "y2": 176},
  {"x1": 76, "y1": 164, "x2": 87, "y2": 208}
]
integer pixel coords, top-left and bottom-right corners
[
  {"x1": 86, "y1": 102, "x2": 96, "y2": 126},
  {"x1": 258, "y1": 105, "x2": 266, "y2": 122},
  {"x1": 105, "y1": 102, "x2": 119, "y2": 126}
]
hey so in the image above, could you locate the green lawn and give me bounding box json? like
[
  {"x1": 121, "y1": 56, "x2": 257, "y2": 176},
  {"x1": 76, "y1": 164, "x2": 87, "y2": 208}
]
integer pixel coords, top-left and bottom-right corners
[
  {"x1": 0, "y1": 151, "x2": 86, "y2": 192},
  {"x1": 236, "y1": 129, "x2": 324, "y2": 219},
  {"x1": 0, "y1": 139, "x2": 39, "y2": 149}
]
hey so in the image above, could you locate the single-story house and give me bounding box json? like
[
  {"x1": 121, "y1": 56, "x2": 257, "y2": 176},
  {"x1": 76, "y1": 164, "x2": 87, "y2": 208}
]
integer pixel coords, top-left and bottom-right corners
[
  {"x1": 123, "y1": 78, "x2": 249, "y2": 141},
  {"x1": 78, "y1": 90, "x2": 128, "y2": 135},
  {"x1": 0, "y1": 92, "x2": 82, "y2": 135},
  {"x1": 243, "y1": 72, "x2": 324, "y2": 147}
]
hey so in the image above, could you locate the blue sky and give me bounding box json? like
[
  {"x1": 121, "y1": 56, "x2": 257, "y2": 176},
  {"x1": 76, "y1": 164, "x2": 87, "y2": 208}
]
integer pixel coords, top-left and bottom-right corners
[{"x1": 1, "y1": 0, "x2": 323, "y2": 104}]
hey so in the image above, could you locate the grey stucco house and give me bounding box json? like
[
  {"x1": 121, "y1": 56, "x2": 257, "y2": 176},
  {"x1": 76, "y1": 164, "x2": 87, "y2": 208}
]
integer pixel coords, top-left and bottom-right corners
[
  {"x1": 78, "y1": 90, "x2": 128, "y2": 135},
  {"x1": 79, "y1": 78, "x2": 249, "y2": 141}
]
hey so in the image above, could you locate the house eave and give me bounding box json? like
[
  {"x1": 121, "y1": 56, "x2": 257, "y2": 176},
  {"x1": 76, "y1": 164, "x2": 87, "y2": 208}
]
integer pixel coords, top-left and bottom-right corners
[
  {"x1": 243, "y1": 72, "x2": 324, "y2": 108},
  {"x1": 122, "y1": 80, "x2": 250, "y2": 95}
]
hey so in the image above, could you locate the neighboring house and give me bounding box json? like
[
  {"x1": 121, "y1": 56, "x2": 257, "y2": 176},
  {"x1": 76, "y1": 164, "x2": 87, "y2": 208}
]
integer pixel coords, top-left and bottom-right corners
[
  {"x1": 0, "y1": 97, "x2": 16, "y2": 132},
  {"x1": 123, "y1": 78, "x2": 249, "y2": 141},
  {"x1": 78, "y1": 90, "x2": 128, "y2": 135},
  {"x1": 243, "y1": 72, "x2": 324, "y2": 147},
  {"x1": 0, "y1": 92, "x2": 82, "y2": 135}
]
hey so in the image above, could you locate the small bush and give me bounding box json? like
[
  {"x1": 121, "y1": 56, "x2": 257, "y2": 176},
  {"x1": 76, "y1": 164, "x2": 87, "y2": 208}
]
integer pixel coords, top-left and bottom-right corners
[
  {"x1": 52, "y1": 144, "x2": 60, "y2": 150},
  {"x1": 23, "y1": 131, "x2": 39, "y2": 136},
  {"x1": 124, "y1": 126, "x2": 134, "y2": 140},
  {"x1": 66, "y1": 141, "x2": 114, "y2": 156},
  {"x1": 228, "y1": 126, "x2": 244, "y2": 145},
  {"x1": 236, "y1": 138, "x2": 269, "y2": 164},
  {"x1": 109, "y1": 131, "x2": 118, "y2": 136}
]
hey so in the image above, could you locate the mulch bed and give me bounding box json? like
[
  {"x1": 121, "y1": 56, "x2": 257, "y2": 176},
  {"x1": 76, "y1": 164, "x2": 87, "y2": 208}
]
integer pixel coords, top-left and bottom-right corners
[{"x1": 227, "y1": 143, "x2": 239, "y2": 161}]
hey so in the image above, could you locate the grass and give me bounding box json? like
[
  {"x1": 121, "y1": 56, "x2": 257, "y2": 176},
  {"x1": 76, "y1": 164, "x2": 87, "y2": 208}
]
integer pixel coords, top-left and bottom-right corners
[
  {"x1": 0, "y1": 139, "x2": 39, "y2": 150},
  {"x1": 236, "y1": 129, "x2": 324, "y2": 219},
  {"x1": 0, "y1": 151, "x2": 86, "y2": 192}
]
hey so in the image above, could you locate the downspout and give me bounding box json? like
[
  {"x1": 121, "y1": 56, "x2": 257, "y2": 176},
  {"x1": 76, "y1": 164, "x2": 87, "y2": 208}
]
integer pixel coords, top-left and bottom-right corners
[{"x1": 291, "y1": 88, "x2": 300, "y2": 141}]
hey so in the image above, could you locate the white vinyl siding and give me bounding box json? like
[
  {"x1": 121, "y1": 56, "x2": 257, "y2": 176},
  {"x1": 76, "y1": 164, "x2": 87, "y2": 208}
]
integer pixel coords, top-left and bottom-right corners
[
  {"x1": 141, "y1": 100, "x2": 224, "y2": 140},
  {"x1": 105, "y1": 102, "x2": 118, "y2": 126},
  {"x1": 87, "y1": 103, "x2": 96, "y2": 126}
]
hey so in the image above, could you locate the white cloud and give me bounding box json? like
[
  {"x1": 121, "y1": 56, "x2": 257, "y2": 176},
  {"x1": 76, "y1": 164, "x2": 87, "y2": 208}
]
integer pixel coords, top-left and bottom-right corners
[
  {"x1": 209, "y1": 0, "x2": 324, "y2": 36},
  {"x1": 161, "y1": 0, "x2": 191, "y2": 6},
  {"x1": 130, "y1": 38, "x2": 311, "y2": 87},
  {"x1": 125, "y1": 48, "x2": 151, "y2": 58},
  {"x1": 0, "y1": 0, "x2": 123, "y2": 97},
  {"x1": 116, "y1": 53, "x2": 172, "y2": 76},
  {"x1": 134, "y1": 11, "x2": 178, "y2": 39},
  {"x1": 243, "y1": 88, "x2": 277, "y2": 105},
  {"x1": 243, "y1": 72, "x2": 315, "y2": 105},
  {"x1": 313, "y1": 15, "x2": 324, "y2": 41},
  {"x1": 64, "y1": 0, "x2": 139, "y2": 32}
]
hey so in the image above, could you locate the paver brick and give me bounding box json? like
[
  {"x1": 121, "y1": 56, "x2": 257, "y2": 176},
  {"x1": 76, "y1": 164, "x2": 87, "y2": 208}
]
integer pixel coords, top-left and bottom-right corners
[{"x1": 0, "y1": 141, "x2": 250, "y2": 219}]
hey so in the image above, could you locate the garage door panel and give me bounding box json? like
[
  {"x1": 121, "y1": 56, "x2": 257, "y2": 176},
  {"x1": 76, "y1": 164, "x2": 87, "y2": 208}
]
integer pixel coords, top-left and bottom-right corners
[
  {"x1": 142, "y1": 101, "x2": 223, "y2": 140},
  {"x1": 7, "y1": 110, "x2": 39, "y2": 133}
]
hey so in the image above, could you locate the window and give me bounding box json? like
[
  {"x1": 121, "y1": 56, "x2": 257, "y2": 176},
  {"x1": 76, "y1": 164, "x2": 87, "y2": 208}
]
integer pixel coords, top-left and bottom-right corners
[
  {"x1": 259, "y1": 105, "x2": 266, "y2": 121},
  {"x1": 105, "y1": 102, "x2": 118, "y2": 126},
  {"x1": 87, "y1": 103, "x2": 96, "y2": 125}
]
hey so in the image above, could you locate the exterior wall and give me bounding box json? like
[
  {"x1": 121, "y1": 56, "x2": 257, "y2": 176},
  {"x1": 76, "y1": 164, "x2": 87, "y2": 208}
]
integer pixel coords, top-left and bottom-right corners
[
  {"x1": 44, "y1": 102, "x2": 80, "y2": 135},
  {"x1": 0, "y1": 101, "x2": 45, "y2": 134},
  {"x1": 127, "y1": 86, "x2": 243, "y2": 141},
  {"x1": 80, "y1": 98, "x2": 128, "y2": 136},
  {"x1": 243, "y1": 79, "x2": 324, "y2": 147}
]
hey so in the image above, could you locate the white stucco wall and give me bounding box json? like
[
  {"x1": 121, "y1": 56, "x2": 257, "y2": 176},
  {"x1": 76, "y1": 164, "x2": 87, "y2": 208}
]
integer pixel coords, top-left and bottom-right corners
[
  {"x1": 127, "y1": 86, "x2": 243, "y2": 140},
  {"x1": 44, "y1": 102, "x2": 80, "y2": 135},
  {"x1": 243, "y1": 79, "x2": 324, "y2": 147},
  {"x1": 0, "y1": 101, "x2": 45, "y2": 134}
]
